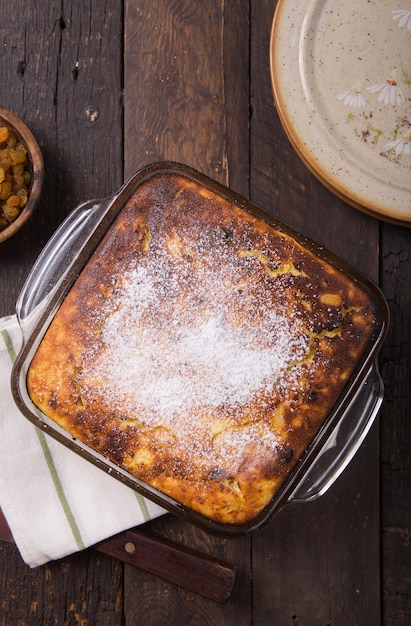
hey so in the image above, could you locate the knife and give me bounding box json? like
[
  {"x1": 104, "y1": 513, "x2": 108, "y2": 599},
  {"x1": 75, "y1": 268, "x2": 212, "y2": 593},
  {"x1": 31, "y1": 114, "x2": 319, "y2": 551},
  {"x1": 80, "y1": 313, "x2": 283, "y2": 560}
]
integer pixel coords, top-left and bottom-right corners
[{"x1": 0, "y1": 508, "x2": 235, "y2": 603}]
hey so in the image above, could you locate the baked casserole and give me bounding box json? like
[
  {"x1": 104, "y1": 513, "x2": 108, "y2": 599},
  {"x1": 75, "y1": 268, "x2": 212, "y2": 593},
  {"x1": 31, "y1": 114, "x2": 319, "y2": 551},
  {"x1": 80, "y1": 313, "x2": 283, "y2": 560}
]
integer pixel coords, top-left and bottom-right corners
[{"x1": 26, "y1": 171, "x2": 379, "y2": 525}]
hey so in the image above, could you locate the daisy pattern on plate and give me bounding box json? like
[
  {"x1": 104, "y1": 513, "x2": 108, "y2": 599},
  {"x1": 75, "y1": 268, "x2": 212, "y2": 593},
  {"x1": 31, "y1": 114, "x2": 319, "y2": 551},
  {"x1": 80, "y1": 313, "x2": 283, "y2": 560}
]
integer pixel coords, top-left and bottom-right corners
[
  {"x1": 337, "y1": 78, "x2": 366, "y2": 108},
  {"x1": 386, "y1": 132, "x2": 411, "y2": 155},
  {"x1": 392, "y1": 9, "x2": 411, "y2": 30},
  {"x1": 367, "y1": 68, "x2": 405, "y2": 106}
]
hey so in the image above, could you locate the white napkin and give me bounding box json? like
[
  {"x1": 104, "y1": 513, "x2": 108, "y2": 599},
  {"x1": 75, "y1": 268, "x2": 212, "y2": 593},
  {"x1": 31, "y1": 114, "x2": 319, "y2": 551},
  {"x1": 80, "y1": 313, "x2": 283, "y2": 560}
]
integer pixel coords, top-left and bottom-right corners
[{"x1": 0, "y1": 314, "x2": 166, "y2": 567}]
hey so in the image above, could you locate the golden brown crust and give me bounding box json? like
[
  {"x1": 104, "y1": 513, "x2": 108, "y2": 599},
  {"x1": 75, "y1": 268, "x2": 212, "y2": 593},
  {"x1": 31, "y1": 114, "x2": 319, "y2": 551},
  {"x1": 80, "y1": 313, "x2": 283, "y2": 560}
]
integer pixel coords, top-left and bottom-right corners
[{"x1": 27, "y1": 173, "x2": 377, "y2": 525}]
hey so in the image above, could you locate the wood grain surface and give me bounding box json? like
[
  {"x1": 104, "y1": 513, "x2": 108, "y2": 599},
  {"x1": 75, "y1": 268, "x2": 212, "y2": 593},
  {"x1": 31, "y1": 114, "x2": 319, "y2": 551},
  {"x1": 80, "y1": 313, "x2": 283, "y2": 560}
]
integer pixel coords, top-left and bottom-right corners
[{"x1": 0, "y1": 0, "x2": 409, "y2": 624}]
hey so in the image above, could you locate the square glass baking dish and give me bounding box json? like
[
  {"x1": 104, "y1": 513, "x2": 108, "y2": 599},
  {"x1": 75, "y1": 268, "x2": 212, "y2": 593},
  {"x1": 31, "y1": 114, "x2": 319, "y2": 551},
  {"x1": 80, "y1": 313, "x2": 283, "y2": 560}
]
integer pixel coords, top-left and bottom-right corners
[{"x1": 11, "y1": 161, "x2": 389, "y2": 535}]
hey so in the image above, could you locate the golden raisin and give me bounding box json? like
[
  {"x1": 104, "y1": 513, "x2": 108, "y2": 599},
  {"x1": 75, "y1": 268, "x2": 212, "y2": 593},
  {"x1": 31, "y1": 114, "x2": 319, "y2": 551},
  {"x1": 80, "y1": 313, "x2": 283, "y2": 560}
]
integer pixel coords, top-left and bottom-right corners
[
  {"x1": 14, "y1": 174, "x2": 25, "y2": 186},
  {"x1": 0, "y1": 127, "x2": 9, "y2": 143},
  {"x1": 6, "y1": 194, "x2": 21, "y2": 208},
  {"x1": 3, "y1": 203, "x2": 20, "y2": 221},
  {"x1": 0, "y1": 181, "x2": 12, "y2": 200},
  {"x1": 10, "y1": 148, "x2": 27, "y2": 164},
  {"x1": 12, "y1": 163, "x2": 24, "y2": 175},
  {"x1": 0, "y1": 153, "x2": 12, "y2": 170}
]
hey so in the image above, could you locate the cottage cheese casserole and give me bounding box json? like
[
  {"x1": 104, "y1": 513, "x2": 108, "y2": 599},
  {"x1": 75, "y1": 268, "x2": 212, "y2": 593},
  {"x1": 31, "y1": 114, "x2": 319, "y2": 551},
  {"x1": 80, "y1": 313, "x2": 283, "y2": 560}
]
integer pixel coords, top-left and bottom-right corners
[{"x1": 27, "y1": 172, "x2": 378, "y2": 525}]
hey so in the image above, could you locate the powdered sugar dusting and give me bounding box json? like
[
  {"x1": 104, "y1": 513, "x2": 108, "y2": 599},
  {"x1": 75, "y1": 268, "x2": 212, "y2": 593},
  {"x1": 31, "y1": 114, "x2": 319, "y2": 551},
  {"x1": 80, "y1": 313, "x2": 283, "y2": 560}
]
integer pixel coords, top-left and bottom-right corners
[
  {"x1": 96, "y1": 301, "x2": 303, "y2": 417},
  {"x1": 78, "y1": 208, "x2": 311, "y2": 470}
]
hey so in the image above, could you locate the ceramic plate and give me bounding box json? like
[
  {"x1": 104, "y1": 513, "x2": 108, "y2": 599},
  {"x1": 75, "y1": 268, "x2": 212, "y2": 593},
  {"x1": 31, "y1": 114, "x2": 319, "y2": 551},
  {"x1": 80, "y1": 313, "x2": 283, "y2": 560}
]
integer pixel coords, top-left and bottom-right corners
[{"x1": 270, "y1": 0, "x2": 411, "y2": 226}]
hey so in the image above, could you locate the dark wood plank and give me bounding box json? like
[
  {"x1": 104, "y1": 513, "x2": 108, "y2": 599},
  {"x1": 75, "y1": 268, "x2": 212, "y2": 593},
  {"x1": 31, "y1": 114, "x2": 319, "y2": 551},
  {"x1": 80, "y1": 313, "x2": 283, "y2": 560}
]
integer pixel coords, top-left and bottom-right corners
[
  {"x1": 123, "y1": 1, "x2": 252, "y2": 623},
  {"x1": 124, "y1": 518, "x2": 251, "y2": 626},
  {"x1": 252, "y1": 426, "x2": 380, "y2": 625},
  {"x1": 0, "y1": 542, "x2": 123, "y2": 625},
  {"x1": 0, "y1": 1, "x2": 124, "y2": 624},
  {"x1": 250, "y1": 1, "x2": 381, "y2": 624},
  {"x1": 221, "y1": 1, "x2": 251, "y2": 199},
  {"x1": 380, "y1": 222, "x2": 411, "y2": 625},
  {"x1": 124, "y1": 0, "x2": 227, "y2": 183},
  {"x1": 0, "y1": 0, "x2": 123, "y2": 317}
]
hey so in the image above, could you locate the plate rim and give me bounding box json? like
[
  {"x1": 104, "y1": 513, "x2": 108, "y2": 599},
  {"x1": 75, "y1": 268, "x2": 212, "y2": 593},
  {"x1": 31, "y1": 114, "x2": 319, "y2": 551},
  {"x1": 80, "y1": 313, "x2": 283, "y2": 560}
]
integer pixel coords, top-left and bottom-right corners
[{"x1": 270, "y1": 0, "x2": 411, "y2": 227}]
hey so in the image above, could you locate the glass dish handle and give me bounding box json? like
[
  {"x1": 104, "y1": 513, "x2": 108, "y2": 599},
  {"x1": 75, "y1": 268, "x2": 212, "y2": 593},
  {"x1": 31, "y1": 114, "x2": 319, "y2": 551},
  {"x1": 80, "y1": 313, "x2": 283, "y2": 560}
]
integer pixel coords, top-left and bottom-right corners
[
  {"x1": 16, "y1": 196, "x2": 114, "y2": 337},
  {"x1": 288, "y1": 361, "x2": 383, "y2": 503}
]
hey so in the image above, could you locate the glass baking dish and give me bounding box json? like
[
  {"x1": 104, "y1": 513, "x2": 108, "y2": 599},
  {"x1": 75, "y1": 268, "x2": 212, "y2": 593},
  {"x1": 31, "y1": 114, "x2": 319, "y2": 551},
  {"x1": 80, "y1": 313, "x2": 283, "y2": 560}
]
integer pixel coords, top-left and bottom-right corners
[{"x1": 11, "y1": 161, "x2": 389, "y2": 535}]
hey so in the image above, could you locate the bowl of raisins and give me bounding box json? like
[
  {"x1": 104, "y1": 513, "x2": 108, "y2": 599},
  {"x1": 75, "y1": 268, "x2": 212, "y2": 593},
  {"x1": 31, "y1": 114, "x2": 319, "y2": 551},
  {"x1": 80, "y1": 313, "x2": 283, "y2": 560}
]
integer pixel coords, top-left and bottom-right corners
[{"x1": 0, "y1": 107, "x2": 44, "y2": 243}]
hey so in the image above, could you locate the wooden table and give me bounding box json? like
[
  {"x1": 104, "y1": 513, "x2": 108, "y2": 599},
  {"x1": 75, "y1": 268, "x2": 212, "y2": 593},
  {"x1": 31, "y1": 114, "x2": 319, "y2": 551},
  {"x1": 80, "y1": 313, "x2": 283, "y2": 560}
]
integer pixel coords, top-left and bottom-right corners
[{"x1": 0, "y1": 1, "x2": 410, "y2": 624}]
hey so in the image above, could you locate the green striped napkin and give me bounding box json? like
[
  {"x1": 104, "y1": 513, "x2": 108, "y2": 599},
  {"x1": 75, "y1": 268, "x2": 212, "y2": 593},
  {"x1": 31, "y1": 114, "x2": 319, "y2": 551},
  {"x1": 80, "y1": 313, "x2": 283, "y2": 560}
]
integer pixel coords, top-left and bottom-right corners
[{"x1": 0, "y1": 315, "x2": 166, "y2": 567}]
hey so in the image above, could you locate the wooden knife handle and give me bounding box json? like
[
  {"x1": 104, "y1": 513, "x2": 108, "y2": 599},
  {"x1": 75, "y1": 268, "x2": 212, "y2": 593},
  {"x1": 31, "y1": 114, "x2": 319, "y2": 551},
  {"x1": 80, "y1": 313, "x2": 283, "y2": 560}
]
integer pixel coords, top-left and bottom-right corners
[
  {"x1": 95, "y1": 527, "x2": 236, "y2": 603},
  {"x1": 0, "y1": 509, "x2": 236, "y2": 603}
]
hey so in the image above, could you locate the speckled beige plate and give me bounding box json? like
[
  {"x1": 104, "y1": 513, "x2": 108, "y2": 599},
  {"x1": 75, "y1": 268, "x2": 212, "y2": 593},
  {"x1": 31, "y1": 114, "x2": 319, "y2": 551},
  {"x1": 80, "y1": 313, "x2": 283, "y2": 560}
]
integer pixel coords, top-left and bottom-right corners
[{"x1": 270, "y1": 1, "x2": 411, "y2": 226}]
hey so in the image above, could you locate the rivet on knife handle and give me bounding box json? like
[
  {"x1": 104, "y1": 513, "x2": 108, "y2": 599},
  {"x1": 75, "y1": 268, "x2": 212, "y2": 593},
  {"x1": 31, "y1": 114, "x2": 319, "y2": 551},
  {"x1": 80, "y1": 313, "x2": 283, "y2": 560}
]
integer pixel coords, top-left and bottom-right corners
[{"x1": 94, "y1": 528, "x2": 236, "y2": 603}]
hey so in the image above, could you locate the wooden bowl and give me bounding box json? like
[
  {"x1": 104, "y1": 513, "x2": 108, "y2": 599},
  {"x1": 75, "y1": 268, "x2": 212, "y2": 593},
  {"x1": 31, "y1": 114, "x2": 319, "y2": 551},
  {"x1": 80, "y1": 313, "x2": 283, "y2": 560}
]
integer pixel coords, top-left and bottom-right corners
[{"x1": 0, "y1": 107, "x2": 44, "y2": 244}]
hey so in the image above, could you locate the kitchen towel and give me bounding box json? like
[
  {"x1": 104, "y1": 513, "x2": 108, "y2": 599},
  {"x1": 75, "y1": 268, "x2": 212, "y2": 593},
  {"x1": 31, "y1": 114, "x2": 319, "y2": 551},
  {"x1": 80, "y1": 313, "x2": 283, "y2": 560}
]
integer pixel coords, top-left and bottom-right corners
[{"x1": 0, "y1": 314, "x2": 166, "y2": 567}]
